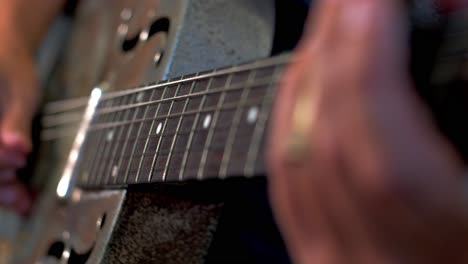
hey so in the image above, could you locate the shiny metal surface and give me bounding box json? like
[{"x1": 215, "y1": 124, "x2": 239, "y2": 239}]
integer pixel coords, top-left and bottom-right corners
[
  {"x1": 56, "y1": 88, "x2": 102, "y2": 199},
  {"x1": 9, "y1": 0, "x2": 275, "y2": 262},
  {"x1": 11, "y1": 190, "x2": 125, "y2": 264}
]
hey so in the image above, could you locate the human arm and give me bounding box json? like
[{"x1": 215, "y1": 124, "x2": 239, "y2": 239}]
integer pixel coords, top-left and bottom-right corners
[
  {"x1": 0, "y1": 0, "x2": 66, "y2": 214},
  {"x1": 268, "y1": 0, "x2": 468, "y2": 263}
]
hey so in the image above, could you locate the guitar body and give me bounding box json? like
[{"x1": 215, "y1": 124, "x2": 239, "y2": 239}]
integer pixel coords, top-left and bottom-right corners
[
  {"x1": 4, "y1": 1, "x2": 463, "y2": 263},
  {"x1": 11, "y1": 0, "x2": 277, "y2": 263}
]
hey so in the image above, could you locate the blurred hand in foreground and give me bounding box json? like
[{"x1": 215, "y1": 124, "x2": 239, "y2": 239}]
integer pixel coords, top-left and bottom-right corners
[
  {"x1": 0, "y1": 0, "x2": 66, "y2": 215},
  {"x1": 268, "y1": 0, "x2": 468, "y2": 263},
  {"x1": 0, "y1": 35, "x2": 40, "y2": 215}
]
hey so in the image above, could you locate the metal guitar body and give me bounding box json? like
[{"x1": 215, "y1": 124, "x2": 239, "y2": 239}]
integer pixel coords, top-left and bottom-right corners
[{"x1": 8, "y1": 0, "x2": 275, "y2": 263}]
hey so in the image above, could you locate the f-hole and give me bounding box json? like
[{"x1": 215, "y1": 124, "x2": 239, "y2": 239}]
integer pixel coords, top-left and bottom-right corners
[
  {"x1": 47, "y1": 241, "x2": 65, "y2": 259},
  {"x1": 45, "y1": 213, "x2": 107, "y2": 263},
  {"x1": 46, "y1": 241, "x2": 94, "y2": 264},
  {"x1": 121, "y1": 17, "x2": 170, "y2": 53},
  {"x1": 68, "y1": 247, "x2": 94, "y2": 264}
]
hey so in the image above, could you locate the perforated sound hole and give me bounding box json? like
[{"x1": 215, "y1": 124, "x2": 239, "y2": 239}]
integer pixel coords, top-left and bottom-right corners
[
  {"x1": 44, "y1": 212, "x2": 108, "y2": 263},
  {"x1": 47, "y1": 241, "x2": 65, "y2": 259},
  {"x1": 98, "y1": 213, "x2": 107, "y2": 230},
  {"x1": 46, "y1": 241, "x2": 94, "y2": 264},
  {"x1": 121, "y1": 17, "x2": 170, "y2": 53},
  {"x1": 68, "y1": 247, "x2": 93, "y2": 264}
]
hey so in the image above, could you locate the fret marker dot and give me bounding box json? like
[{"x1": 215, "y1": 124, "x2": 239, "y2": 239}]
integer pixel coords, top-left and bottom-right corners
[
  {"x1": 156, "y1": 122, "x2": 163, "y2": 135},
  {"x1": 120, "y1": 8, "x2": 132, "y2": 21},
  {"x1": 140, "y1": 30, "x2": 149, "y2": 41},
  {"x1": 106, "y1": 130, "x2": 114, "y2": 142},
  {"x1": 117, "y1": 24, "x2": 128, "y2": 36},
  {"x1": 203, "y1": 114, "x2": 212, "y2": 129},
  {"x1": 247, "y1": 106, "x2": 259, "y2": 124},
  {"x1": 136, "y1": 92, "x2": 144, "y2": 102},
  {"x1": 112, "y1": 166, "x2": 119, "y2": 178},
  {"x1": 83, "y1": 172, "x2": 89, "y2": 181}
]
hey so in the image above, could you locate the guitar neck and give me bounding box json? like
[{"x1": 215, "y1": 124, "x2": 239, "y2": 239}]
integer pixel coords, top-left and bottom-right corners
[{"x1": 74, "y1": 54, "x2": 290, "y2": 188}]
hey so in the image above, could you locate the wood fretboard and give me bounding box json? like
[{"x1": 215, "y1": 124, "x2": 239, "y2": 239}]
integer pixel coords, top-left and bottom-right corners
[{"x1": 75, "y1": 54, "x2": 289, "y2": 188}]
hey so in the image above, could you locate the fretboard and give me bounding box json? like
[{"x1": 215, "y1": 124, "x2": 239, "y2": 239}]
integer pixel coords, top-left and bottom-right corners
[{"x1": 75, "y1": 54, "x2": 289, "y2": 188}]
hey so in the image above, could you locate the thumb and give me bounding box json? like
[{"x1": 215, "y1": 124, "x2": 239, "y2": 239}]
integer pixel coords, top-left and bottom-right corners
[
  {"x1": 1, "y1": 105, "x2": 34, "y2": 155},
  {"x1": 0, "y1": 59, "x2": 40, "y2": 156},
  {"x1": 0, "y1": 79, "x2": 39, "y2": 155}
]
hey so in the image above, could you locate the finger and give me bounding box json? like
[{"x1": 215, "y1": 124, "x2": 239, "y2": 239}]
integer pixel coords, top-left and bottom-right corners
[
  {"x1": 303, "y1": 118, "x2": 387, "y2": 263},
  {"x1": 267, "y1": 57, "x2": 308, "y2": 171},
  {"x1": 299, "y1": 0, "x2": 342, "y2": 53},
  {"x1": 0, "y1": 181, "x2": 31, "y2": 215},
  {"x1": 1, "y1": 105, "x2": 34, "y2": 155},
  {"x1": 0, "y1": 149, "x2": 27, "y2": 168},
  {"x1": 335, "y1": 0, "x2": 408, "y2": 87},
  {"x1": 268, "y1": 142, "x2": 342, "y2": 264},
  {"x1": 0, "y1": 68, "x2": 39, "y2": 155},
  {"x1": 334, "y1": 0, "x2": 465, "y2": 202},
  {"x1": 0, "y1": 170, "x2": 15, "y2": 183},
  {"x1": 437, "y1": 0, "x2": 468, "y2": 11}
]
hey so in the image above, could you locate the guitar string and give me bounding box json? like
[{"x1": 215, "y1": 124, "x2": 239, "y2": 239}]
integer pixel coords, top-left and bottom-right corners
[
  {"x1": 39, "y1": 58, "x2": 287, "y2": 144},
  {"x1": 244, "y1": 65, "x2": 281, "y2": 176},
  {"x1": 84, "y1": 96, "x2": 273, "y2": 185},
  {"x1": 79, "y1": 68, "x2": 280, "y2": 187},
  {"x1": 41, "y1": 94, "x2": 272, "y2": 142},
  {"x1": 82, "y1": 99, "x2": 270, "y2": 167},
  {"x1": 41, "y1": 53, "x2": 291, "y2": 116},
  {"x1": 82, "y1": 102, "x2": 272, "y2": 185},
  {"x1": 96, "y1": 53, "x2": 291, "y2": 100},
  {"x1": 39, "y1": 53, "x2": 290, "y2": 121},
  {"x1": 93, "y1": 76, "x2": 275, "y2": 115},
  {"x1": 217, "y1": 68, "x2": 257, "y2": 178},
  {"x1": 123, "y1": 81, "x2": 165, "y2": 184},
  {"x1": 196, "y1": 72, "x2": 233, "y2": 179},
  {"x1": 41, "y1": 73, "x2": 279, "y2": 130},
  {"x1": 160, "y1": 73, "x2": 199, "y2": 182},
  {"x1": 40, "y1": 75, "x2": 281, "y2": 142}
]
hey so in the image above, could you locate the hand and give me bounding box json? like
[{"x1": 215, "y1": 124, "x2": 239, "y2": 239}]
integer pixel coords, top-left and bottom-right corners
[
  {"x1": 268, "y1": 0, "x2": 468, "y2": 263},
  {"x1": 0, "y1": 36, "x2": 40, "y2": 215}
]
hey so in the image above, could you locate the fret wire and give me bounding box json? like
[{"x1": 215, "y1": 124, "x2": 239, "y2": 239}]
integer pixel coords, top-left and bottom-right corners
[
  {"x1": 162, "y1": 73, "x2": 199, "y2": 181},
  {"x1": 95, "y1": 77, "x2": 274, "y2": 115},
  {"x1": 122, "y1": 89, "x2": 156, "y2": 184},
  {"x1": 102, "y1": 95, "x2": 135, "y2": 185},
  {"x1": 41, "y1": 72, "x2": 274, "y2": 127},
  {"x1": 136, "y1": 85, "x2": 171, "y2": 183},
  {"x1": 244, "y1": 66, "x2": 282, "y2": 176},
  {"x1": 99, "y1": 53, "x2": 291, "y2": 100},
  {"x1": 38, "y1": 75, "x2": 277, "y2": 136},
  {"x1": 218, "y1": 69, "x2": 257, "y2": 178},
  {"x1": 89, "y1": 101, "x2": 119, "y2": 186},
  {"x1": 41, "y1": 99, "x2": 269, "y2": 143},
  {"x1": 81, "y1": 129, "x2": 103, "y2": 186},
  {"x1": 103, "y1": 121, "x2": 243, "y2": 161},
  {"x1": 178, "y1": 77, "x2": 212, "y2": 181},
  {"x1": 41, "y1": 54, "x2": 290, "y2": 124},
  {"x1": 85, "y1": 98, "x2": 118, "y2": 186},
  {"x1": 197, "y1": 73, "x2": 233, "y2": 179},
  {"x1": 75, "y1": 121, "x2": 96, "y2": 186},
  {"x1": 147, "y1": 83, "x2": 182, "y2": 182},
  {"x1": 88, "y1": 96, "x2": 270, "y2": 131},
  {"x1": 114, "y1": 93, "x2": 146, "y2": 184},
  {"x1": 81, "y1": 124, "x2": 251, "y2": 148},
  {"x1": 133, "y1": 88, "x2": 157, "y2": 183},
  {"x1": 94, "y1": 98, "x2": 129, "y2": 185}
]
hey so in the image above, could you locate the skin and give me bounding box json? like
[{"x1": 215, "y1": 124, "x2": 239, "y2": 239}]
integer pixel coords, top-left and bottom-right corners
[
  {"x1": 1, "y1": 0, "x2": 468, "y2": 262},
  {"x1": 268, "y1": 0, "x2": 468, "y2": 263},
  {"x1": 0, "y1": 0, "x2": 65, "y2": 214}
]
